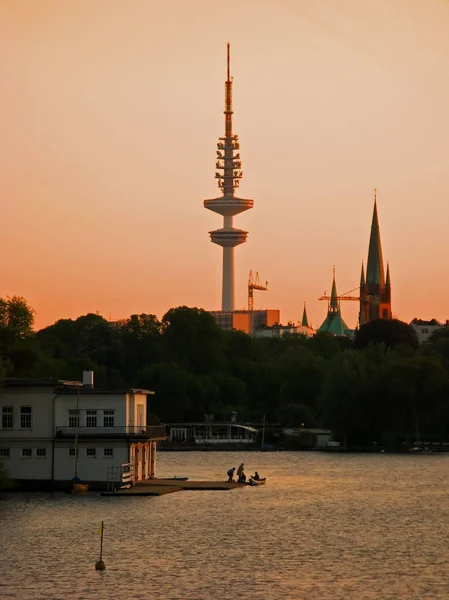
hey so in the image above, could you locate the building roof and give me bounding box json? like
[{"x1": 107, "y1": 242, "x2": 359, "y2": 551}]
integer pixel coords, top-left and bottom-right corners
[
  {"x1": 318, "y1": 312, "x2": 350, "y2": 336},
  {"x1": 410, "y1": 318, "x2": 442, "y2": 326},
  {"x1": 2, "y1": 378, "x2": 64, "y2": 388},
  {"x1": 3, "y1": 378, "x2": 154, "y2": 395},
  {"x1": 366, "y1": 198, "x2": 386, "y2": 287},
  {"x1": 168, "y1": 422, "x2": 259, "y2": 432},
  {"x1": 318, "y1": 270, "x2": 350, "y2": 336},
  {"x1": 57, "y1": 388, "x2": 155, "y2": 395},
  {"x1": 385, "y1": 261, "x2": 391, "y2": 287},
  {"x1": 360, "y1": 261, "x2": 365, "y2": 286},
  {"x1": 301, "y1": 302, "x2": 309, "y2": 327}
]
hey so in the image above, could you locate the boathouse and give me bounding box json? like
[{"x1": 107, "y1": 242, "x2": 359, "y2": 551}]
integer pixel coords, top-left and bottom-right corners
[
  {"x1": 0, "y1": 371, "x2": 167, "y2": 490},
  {"x1": 166, "y1": 422, "x2": 259, "y2": 447}
]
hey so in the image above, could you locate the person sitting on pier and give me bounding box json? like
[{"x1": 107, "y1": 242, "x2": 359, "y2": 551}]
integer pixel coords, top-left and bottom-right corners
[
  {"x1": 238, "y1": 472, "x2": 246, "y2": 484},
  {"x1": 227, "y1": 467, "x2": 236, "y2": 482},
  {"x1": 253, "y1": 472, "x2": 260, "y2": 481}
]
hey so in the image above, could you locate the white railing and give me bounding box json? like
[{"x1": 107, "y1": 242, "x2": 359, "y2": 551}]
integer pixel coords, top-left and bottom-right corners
[{"x1": 55, "y1": 425, "x2": 167, "y2": 438}]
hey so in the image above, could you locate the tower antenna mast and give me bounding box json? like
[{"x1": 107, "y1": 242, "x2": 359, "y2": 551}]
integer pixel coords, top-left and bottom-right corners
[
  {"x1": 204, "y1": 45, "x2": 254, "y2": 312},
  {"x1": 225, "y1": 43, "x2": 232, "y2": 139}
]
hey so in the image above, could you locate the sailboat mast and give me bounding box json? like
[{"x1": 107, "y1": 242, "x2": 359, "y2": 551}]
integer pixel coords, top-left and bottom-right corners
[
  {"x1": 415, "y1": 405, "x2": 421, "y2": 444},
  {"x1": 74, "y1": 385, "x2": 80, "y2": 479},
  {"x1": 261, "y1": 414, "x2": 266, "y2": 450}
]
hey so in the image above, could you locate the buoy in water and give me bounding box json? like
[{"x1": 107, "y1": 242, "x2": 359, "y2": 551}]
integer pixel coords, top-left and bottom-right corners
[
  {"x1": 95, "y1": 520, "x2": 106, "y2": 570},
  {"x1": 95, "y1": 559, "x2": 106, "y2": 570}
]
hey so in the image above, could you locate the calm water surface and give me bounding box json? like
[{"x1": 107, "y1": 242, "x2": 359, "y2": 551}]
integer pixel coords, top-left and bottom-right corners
[{"x1": 1, "y1": 452, "x2": 449, "y2": 600}]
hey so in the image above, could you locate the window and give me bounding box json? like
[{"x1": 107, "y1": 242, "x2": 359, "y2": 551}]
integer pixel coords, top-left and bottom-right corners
[
  {"x1": 68, "y1": 409, "x2": 80, "y2": 428},
  {"x1": 0, "y1": 448, "x2": 10, "y2": 458},
  {"x1": 2, "y1": 406, "x2": 13, "y2": 429},
  {"x1": 36, "y1": 448, "x2": 46, "y2": 458},
  {"x1": 422, "y1": 328, "x2": 429, "y2": 334},
  {"x1": 86, "y1": 410, "x2": 97, "y2": 428},
  {"x1": 86, "y1": 448, "x2": 96, "y2": 457},
  {"x1": 103, "y1": 410, "x2": 115, "y2": 428},
  {"x1": 103, "y1": 448, "x2": 113, "y2": 458},
  {"x1": 21, "y1": 448, "x2": 32, "y2": 458},
  {"x1": 69, "y1": 448, "x2": 76, "y2": 457},
  {"x1": 20, "y1": 406, "x2": 32, "y2": 429}
]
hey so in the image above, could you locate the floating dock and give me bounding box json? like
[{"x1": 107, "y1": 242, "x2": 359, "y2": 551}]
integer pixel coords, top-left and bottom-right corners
[
  {"x1": 101, "y1": 485, "x2": 182, "y2": 497},
  {"x1": 101, "y1": 478, "x2": 244, "y2": 497}
]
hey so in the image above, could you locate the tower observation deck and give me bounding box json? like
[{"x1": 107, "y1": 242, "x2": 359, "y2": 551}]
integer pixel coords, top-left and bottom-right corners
[{"x1": 204, "y1": 44, "x2": 254, "y2": 312}]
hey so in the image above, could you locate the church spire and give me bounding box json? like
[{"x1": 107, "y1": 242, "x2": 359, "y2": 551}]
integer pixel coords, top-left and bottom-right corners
[
  {"x1": 301, "y1": 302, "x2": 309, "y2": 327},
  {"x1": 318, "y1": 267, "x2": 349, "y2": 335},
  {"x1": 366, "y1": 189, "x2": 385, "y2": 287},
  {"x1": 359, "y1": 308, "x2": 365, "y2": 327},
  {"x1": 359, "y1": 261, "x2": 366, "y2": 328},
  {"x1": 330, "y1": 266, "x2": 339, "y2": 312},
  {"x1": 361, "y1": 189, "x2": 392, "y2": 323}
]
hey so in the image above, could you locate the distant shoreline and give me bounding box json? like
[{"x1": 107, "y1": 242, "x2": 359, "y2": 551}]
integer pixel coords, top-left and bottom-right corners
[{"x1": 158, "y1": 445, "x2": 449, "y2": 454}]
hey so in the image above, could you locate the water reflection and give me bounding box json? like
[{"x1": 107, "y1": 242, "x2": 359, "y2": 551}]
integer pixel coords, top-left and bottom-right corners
[{"x1": 1, "y1": 452, "x2": 449, "y2": 599}]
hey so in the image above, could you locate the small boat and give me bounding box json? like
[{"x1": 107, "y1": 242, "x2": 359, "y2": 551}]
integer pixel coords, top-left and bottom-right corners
[
  {"x1": 248, "y1": 477, "x2": 266, "y2": 486},
  {"x1": 72, "y1": 483, "x2": 89, "y2": 493}
]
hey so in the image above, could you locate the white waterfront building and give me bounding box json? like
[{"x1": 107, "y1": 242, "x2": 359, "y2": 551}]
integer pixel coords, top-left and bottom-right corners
[
  {"x1": 409, "y1": 318, "x2": 447, "y2": 344},
  {"x1": 253, "y1": 323, "x2": 316, "y2": 338},
  {"x1": 168, "y1": 422, "x2": 259, "y2": 445},
  {"x1": 0, "y1": 371, "x2": 167, "y2": 489}
]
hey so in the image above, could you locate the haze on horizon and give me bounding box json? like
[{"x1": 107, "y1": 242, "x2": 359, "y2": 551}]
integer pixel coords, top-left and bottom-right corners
[{"x1": 1, "y1": 0, "x2": 448, "y2": 331}]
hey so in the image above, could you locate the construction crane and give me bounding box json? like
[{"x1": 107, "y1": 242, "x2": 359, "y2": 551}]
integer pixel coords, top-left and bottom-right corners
[
  {"x1": 248, "y1": 270, "x2": 268, "y2": 311},
  {"x1": 319, "y1": 287, "x2": 378, "y2": 329},
  {"x1": 318, "y1": 287, "x2": 360, "y2": 303},
  {"x1": 248, "y1": 270, "x2": 268, "y2": 335}
]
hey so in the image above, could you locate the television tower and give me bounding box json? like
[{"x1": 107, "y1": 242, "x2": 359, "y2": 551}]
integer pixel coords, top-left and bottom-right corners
[{"x1": 204, "y1": 44, "x2": 254, "y2": 312}]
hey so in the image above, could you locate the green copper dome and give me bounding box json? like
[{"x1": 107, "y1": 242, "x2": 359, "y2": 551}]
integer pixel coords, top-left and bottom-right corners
[{"x1": 318, "y1": 270, "x2": 350, "y2": 336}]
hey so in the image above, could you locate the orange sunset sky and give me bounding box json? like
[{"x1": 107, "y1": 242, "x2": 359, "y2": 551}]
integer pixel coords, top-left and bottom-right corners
[{"x1": 1, "y1": 0, "x2": 449, "y2": 330}]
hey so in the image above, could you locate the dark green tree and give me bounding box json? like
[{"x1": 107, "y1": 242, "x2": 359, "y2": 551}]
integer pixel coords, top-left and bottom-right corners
[
  {"x1": 4, "y1": 295, "x2": 449, "y2": 445},
  {"x1": 162, "y1": 306, "x2": 224, "y2": 374},
  {"x1": 320, "y1": 349, "x2": 372, "y2": 443},
  {"x1": 140, "y1": 362, "x2": 206, "y2": 422},
  {"x1": 0, "y1": 296, "x2": 35, "y2": 338},
  {"x1": 307, "y1": 331, "x2": 341, "y2": 359},
  {"x1": 119, "y1": 314, "x2": 163, "y2": 382},
  {"x1": 0, "y1": 297, "x2": 39, "y2": 377},
  {"x1": 379, "y1": 355, "x2": 449, "y2": 443},
  {"x1": 354, "y1": 319, "x2": 419, "y2": 351}
]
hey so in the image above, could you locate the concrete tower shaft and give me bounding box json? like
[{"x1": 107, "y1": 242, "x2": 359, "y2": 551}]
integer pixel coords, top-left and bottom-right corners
[{"x1": 204, "y1": 44, "x2": 254, "y2": 312}]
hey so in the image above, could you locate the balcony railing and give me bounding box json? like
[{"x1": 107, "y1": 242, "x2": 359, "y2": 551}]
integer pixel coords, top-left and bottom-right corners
[{"x1": 55, "y1": 425, "x2": 167, "y2": 439}]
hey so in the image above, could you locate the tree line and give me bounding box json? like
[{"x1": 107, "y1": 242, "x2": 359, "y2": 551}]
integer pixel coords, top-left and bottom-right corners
[{"x1": 1, "y1": 296, "x2": 449, "y2": 447}]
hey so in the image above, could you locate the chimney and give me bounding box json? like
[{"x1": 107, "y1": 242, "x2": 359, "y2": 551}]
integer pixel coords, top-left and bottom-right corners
[{"x1": 82, "y1": 370, "x2": 94, "y2": 388}]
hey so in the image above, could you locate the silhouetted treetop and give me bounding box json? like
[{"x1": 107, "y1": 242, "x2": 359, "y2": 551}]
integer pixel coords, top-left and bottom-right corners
[{"x1": 354, "y1": 319, "x2": 419, "y2": 350}]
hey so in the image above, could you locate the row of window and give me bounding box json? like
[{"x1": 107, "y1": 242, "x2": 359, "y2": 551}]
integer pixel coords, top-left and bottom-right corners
[
  {"x1": 70, "y1": 448, "x2": 114, "y2": 458},
  {"x1": 0, "y1": 447, "x2": 46, "y2": 458},
  {"x1": 2, "y1": 406, "x2": 32, "y2": 430},
  {"x1": 0, "y1": 448, "x2": 114, "y2": 458},
  {"x1": 68, "y1": 409, "x2": 115, "y2": 428},
  {"x1": 1, "y1": 407, "x2": 117, "y2": 430}
]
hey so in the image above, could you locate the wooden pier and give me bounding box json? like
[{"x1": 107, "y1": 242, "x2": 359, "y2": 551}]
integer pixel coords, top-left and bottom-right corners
[{"x1": 101, "y1": 478, "x2": 244, "y2": 497}]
